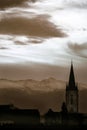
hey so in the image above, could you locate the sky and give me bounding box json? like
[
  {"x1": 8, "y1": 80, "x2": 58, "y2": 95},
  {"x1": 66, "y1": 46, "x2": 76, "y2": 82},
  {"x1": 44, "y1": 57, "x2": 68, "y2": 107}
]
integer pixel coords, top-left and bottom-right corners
[
  {"x1": 0, "y1": 0, "x2": 87, "y2": 114},
  {"x1": 0, "y1": 0, "x2": 87, "y2": 84}
]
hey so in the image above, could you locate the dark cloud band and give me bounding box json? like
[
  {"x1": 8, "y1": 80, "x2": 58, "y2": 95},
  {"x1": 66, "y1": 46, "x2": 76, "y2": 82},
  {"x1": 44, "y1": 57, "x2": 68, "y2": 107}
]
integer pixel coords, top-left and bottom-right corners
[
  {"x1": 0, "y1": 16, "x2": 65, "y2": 38},
  {"x1": 0, "y1": 0, "x2": 29, "y2": 9}
]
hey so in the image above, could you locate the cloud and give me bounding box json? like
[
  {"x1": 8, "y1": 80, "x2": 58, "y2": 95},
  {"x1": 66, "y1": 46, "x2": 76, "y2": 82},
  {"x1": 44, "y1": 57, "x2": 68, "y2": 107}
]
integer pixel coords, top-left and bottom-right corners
[
  {"x1": 66, "y1": 0, "x2": 87, "y2": 8},
  {"x1": 68, "y1": 42, "x2": 87, "y2": 51},
  {"x1": 13, "y1": 36, "x2": 44, "y2": 45},
  {"x1": 68, "y1": 42, "x2": 87, "y2": 58},
  {"x1": 0, "y1": 16, "x2": 65, "y2": 38},
  {"x1": 0, "y1": 0, "x2": 29, "y2": 9},
  {"x1": 14, "y1": 41, "x2": 28, "y2": 45},
  {"x1": 0, "y1": 47, "x2": 7, "y2": 49}
]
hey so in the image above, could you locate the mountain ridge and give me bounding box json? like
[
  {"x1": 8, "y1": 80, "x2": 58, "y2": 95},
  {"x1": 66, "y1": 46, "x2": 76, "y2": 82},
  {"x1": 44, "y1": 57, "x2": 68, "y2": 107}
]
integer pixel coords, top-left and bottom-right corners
[{"x1": 0, "y1": 77, "x2": 86, "y2": 91}]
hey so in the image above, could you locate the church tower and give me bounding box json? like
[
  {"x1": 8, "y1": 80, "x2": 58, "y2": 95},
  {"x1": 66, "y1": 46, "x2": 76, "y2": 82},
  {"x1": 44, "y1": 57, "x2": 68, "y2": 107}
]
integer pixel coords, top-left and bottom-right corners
[{"x1": 66, "y1": 63, "x2": 78, "y2": 113}]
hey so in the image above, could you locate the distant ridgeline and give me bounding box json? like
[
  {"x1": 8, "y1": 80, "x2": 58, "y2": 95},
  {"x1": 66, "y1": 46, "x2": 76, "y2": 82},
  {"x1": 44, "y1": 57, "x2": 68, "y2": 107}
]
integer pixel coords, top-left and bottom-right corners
[{"x1": 0, "y1": 63, "x2": 87, "y2": 128}]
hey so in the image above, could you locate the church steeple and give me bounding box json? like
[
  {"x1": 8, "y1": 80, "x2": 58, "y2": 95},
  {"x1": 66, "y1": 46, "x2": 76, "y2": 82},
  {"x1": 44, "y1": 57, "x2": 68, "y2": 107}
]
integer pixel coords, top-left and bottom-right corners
[
  {"x1": 67, "y1": 62, "x2": 77, "y2": 90},
  {"x1": 69, "y1": 62, "x2": 75, "y2": 88},
  {"x1": 66, "y1": 62, "x2": 78, "y2": 113}
]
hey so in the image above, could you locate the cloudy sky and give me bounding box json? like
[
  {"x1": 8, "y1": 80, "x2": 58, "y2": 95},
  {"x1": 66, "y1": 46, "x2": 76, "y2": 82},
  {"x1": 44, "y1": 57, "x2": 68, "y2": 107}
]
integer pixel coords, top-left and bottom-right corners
[
  {"x1": 0, "y1": 0, "x2": 87, "y2": 84},
  {"x1": 0, "y1": 0, "x2": 87, "y2": 113}
]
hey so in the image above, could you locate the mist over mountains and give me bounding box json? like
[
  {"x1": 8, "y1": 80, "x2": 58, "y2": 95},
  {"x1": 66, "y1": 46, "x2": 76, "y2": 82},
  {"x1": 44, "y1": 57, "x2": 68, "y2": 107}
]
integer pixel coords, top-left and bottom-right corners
[
  {"x1": 0, "y1": 78, "x2": 86, "y2": 114},
  {"x1": 0, "y1": 78, "x2": 65, "y2": 91}
]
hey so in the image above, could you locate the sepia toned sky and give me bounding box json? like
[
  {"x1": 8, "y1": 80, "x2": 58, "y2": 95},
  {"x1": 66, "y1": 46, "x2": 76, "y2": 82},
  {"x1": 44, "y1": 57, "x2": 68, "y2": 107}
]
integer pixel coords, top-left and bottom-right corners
[
  {"x1": 0, "y1": 0, "x2": 87, "y2": 84},
  {"x1": 0, "y1": 0, "x2": 87, "y2": 114}
]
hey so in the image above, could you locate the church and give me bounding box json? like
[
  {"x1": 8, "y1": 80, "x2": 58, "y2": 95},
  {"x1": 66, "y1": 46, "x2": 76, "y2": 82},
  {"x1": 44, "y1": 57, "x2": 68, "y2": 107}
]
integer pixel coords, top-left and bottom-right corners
[
  {"x1": 43, "y1": 63, "x2": 87, "y2": 127},
  {"x1": 66, "y1": 62, "x2": 78, "y2": 113},
  {"x1": 46, "y1": 62, "x2": 79, "y2": 115}
]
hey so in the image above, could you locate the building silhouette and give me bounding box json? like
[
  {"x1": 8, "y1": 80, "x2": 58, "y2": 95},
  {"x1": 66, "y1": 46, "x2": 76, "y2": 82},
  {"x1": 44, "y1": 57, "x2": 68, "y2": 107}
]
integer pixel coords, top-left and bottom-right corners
[
  {"x1": 0, "y1": 104, "x2": 40, "y2": 128},
  {"x1": 0, "y1": 63, "x2": 87, "y2": 128},
  {"x1": 43, "y1": 63, "x2": 87, "y2": 128},
  {"x1": 66, "y1": 63, "x2": 78, "y2": 113}
]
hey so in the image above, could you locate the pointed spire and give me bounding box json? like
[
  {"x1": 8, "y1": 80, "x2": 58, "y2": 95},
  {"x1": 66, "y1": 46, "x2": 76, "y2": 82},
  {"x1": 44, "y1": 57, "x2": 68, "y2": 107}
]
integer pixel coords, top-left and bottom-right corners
[
  {"x1": 69, "y1": 61, "x2": 75, "y2": 87},
  {"x1": 66, "y1": 61, "x2": 78, "y2": 90}
]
